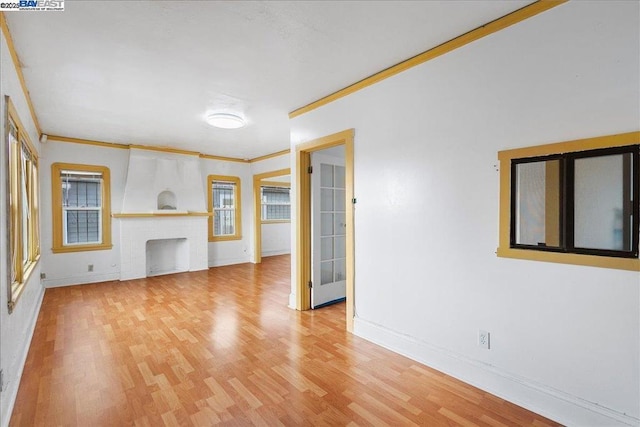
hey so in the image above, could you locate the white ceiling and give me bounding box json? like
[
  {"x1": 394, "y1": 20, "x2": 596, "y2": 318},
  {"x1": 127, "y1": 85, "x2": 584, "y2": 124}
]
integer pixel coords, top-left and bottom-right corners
[{"x1": 6, "y1": 1, "x2": 531, "y2": 159}]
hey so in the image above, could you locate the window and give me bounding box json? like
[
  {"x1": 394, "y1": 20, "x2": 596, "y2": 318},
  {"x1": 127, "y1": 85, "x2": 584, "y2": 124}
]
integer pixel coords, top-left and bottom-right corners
[
  {"x1": 208, "y1": 175, "x2": 241, "y2": 241},
  {"x1": 6, "y1": 97, "x2": 40, "y2": 313},
  {"x1": 498, "y1": 132, "x2": 640, "y2": 271},
  {"x1": 52, "y1": 163, "x2": 112, "y2": 253},
  {"x1": 261, "y1": 185, "x2": 290, "y2": 221}
]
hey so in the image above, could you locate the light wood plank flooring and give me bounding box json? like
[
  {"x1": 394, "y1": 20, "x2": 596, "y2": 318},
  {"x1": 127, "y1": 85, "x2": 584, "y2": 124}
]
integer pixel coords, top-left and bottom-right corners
[{"x1": 11, "y1": 255, "x2": 559, "y2": 426}]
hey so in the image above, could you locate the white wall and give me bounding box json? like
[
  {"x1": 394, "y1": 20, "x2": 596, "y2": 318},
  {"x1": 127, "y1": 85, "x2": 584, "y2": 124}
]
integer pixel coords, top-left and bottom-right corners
[
  {"x1": 40, "y1": 141, "x2": 128, "y2": 287},
  {"x1": 290, "y1": 2, "x2": 639, "y2": 425},
  {"x1": 0, "y1": 29, "x2": 45, "y2": 427},
  {"x1": 261, "y1": 222, "x2": 290, "y2": 257},
  {"x1": 250, "y1": 153, "x2": 289, "y2": 176}
]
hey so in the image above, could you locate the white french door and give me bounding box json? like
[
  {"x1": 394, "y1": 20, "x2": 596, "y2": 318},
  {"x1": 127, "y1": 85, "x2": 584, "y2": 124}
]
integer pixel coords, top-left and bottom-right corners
[{"x1": 311, "y1": 152, "x2": 346, "y2": 308}]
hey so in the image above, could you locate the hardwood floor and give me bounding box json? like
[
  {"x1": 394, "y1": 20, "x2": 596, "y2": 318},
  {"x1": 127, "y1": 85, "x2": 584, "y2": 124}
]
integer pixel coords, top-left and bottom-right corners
[{"x1": 11, "y1": 255, "x2": 559, "y2": 426}]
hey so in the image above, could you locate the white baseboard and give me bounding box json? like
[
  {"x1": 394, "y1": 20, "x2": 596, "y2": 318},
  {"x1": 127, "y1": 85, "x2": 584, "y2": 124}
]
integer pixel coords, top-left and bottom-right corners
[
  {"x1": 288, "y1": 292, "x2": 297, "y2": 309},
  {"x1": 261, "y1": 250, "x2": 291, "y2": 257},
  {"x1": 43, "y1": 273, "x2": 120, "y2": 288},
  {"x1": 2, "y1": 285, "x2": 45, "y2": 427},
  {"x1": 353, "y1": 318, "x2": 638, "y2": 427}
]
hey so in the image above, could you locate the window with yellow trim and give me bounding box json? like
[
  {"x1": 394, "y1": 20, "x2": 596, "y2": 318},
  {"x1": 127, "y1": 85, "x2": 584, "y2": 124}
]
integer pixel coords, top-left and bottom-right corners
[
  {"x1": 261, "y1": 185, "x2": 290, "y2": 222},
  {"x1": 208, "y1": 175, "x2": 241, "y2": 241},
  {"x1": 51, "y1": 163, "x2": 112, "y2": 253},
  {"x1": 6, "y1": 97, "x2": 40, "y2": 313},
  {"x1": 497, "y1": 132, "x2": 640, "y2": 271}
]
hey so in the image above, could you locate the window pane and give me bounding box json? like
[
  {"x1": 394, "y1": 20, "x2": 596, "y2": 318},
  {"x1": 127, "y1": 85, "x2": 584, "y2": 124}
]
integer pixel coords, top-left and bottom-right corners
[
  {"x1": 334, "y1": 236, "x2": 346, "y2": 258},
  {"x1": 261, "y1": 186, "x2": 290, "y2": 220},
  {"x1": 321, "y1": 164, "x2": 333, "y2": 187},
  {"x1": 321, "y1": 237, "x2": 333, "y2": 261},
  {"x1": 321, "y1": 213, "x2": 333, "y2": 236},
  {"x1": 334, "y1": 165, "x2": 345, "y2": 189},
  {"x1": 574, "y1": 153, "x2": 631, "y2": 251},
  {"x1": 213, "y1": 183, "x2": 235, "y2": 209},
  {"x1": 334, "y1": 189, "x2": 345, "y2": 212},
  {"x1": 321, "y1": 261, "x2": 333, "y2": 285},
  {"x1": 214, "y1": 209, "x2": 235, "y2": 236},
  {"x1": 63, "y1": 178, "x2": 101, "y2": 208},
  {"x1": 21, "y1": 149, "x2": 29, "y2": 264},
  {"x1": 514, "y1": 160, "x2": 561, "y2": 247},
  {"x1": 65, "y1": 210, "x2": 100, "y2": 244},
  {"x1": 334, "y1": 212, "x2": 346, "y2": 236},
  {"x1": 321, "y1": 188, "x2": 333, "y2": 211},
  {"x1": 334, "y1": 258, "x2": 346, "y2": 282}
]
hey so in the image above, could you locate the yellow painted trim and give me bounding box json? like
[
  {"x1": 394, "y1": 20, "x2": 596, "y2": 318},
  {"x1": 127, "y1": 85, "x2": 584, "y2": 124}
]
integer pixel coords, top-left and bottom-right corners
[
  {"x1": 497, "y1": 131, "x2": 640, "y2": 271},
  {"x1": 51, "y1": 163, "x2": 113, "y2": 254},
  {"x1": 48, "y1": 135, "x2": 129, "y2": 150},
  {"x1": 6, "y1": 96, "x2": 40, "y2": 313},
  {"x1": 260, "y1": 181, "x2": 290, "y2": 188},
  {"x1": 130, "y1": 144, "x2": 200, "y2": 157},
  {"x1": 261, "y1": 220, "x2": 290, "y2": 225},
  {"x1": 496, "y1": 247, "x2": 639, "y2": 271},
  {"x1": 48, "y1": 135, "x2": 252, "y2": 162},
  {"x1": 249, "y1": 149, "x2": 291, "y2": 163},
  {"x1": 112, "y1": 212, "x2": 211, "y2": 218},
  {"x1": 199, "y1": 153, "x2": 248, "y2": 163},
  {"x1": 295, "y1": 129, "x2": 355, "y2": 332},
  {"x1": 0, "y1": 12, "x2": 42, "y2": 136},
  {"x1": 207, "y1": 175, "x2": 242, "y2": 242},
  {"x1": 498, "y1": 131, "x2": 640, "y2": 160},
  {"x1": 253, "y1": 168, "x2": 291, "y2": 264},
  {"x1": 7, "y1": 97, "x2": 37, "y2": 156},
  {"x1": 289, "y1": 1, "x2": 567, "y2": 119}
]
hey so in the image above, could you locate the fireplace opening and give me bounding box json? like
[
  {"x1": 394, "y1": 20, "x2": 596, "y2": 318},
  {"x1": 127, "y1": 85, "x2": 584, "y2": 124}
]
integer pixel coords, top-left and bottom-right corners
[{"x1": 146, "y1": 238, "x2": 189, "y2": 277}]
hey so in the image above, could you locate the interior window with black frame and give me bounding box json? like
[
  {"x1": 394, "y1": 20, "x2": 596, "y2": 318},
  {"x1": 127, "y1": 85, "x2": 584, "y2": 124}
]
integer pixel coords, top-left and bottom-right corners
[{"x1": 511, "y1": 145, "x2": 639, "y2": 258}]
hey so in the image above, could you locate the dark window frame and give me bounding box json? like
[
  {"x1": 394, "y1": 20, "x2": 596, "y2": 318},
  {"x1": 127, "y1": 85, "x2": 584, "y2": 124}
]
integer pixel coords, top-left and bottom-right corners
[{"x1": 509, "y1": 145, "x2": 639, "y2": 259}]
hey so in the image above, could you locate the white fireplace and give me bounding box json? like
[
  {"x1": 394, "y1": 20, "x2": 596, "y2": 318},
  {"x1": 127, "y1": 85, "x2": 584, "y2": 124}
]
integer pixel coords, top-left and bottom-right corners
[{"x1": 116, "y1": 148, "x2": 209, "y2": 281}]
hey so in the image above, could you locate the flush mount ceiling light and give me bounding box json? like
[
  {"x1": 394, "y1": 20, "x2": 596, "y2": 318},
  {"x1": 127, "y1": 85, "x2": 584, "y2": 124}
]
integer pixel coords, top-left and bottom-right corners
[{"x1": 205, "y1": 112, "x2": 246, "y2": 129}]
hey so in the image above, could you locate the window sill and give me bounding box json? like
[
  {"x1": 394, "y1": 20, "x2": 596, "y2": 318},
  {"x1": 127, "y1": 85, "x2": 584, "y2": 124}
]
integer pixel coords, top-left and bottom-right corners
[
  {"x1": 209, "y1": 235, "x2": 242, "y2": 242},
  {"x1": 8, "y1": 256, "x2": 40, "y2": 314},
  {"x1": 497, "y1": 246, "x2": 639, "y2": 271},
  {"x1": 261, "y1": 220, "x2": 291, "y2": 224},
  {"x1": 52, "y1": 243, "x2": 114, "y2": 254}
]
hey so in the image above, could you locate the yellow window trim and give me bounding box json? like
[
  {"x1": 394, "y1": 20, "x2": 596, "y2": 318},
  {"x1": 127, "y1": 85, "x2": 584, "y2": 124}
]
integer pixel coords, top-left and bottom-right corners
[
  {"x1": 260, "y1": 181, "x2": 290, "y2": 188},
  {"x1": 51, "y1": 163, "x2": 112, "y2": 253},
  {"x1": 497, "y1": 131, "x2": 640, "y2": 271},
  {"x1": 6, "y1": 96, "x2": 40, "y2": 313},
  {"x1": 261, "y1": 220, "x2": 291, "y2": 225},
  {"x1": 208, "y1": 175, "x2": 242, "y2": 242}
]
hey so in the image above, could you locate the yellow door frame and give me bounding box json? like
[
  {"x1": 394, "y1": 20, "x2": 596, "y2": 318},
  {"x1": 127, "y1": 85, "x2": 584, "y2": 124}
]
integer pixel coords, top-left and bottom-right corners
[
  {"x1": 253, "y1": 168, "x2": 291, "y2": 264},
  {"x1": 295, "y1": 129, "x2": 355, "y2": 332}
]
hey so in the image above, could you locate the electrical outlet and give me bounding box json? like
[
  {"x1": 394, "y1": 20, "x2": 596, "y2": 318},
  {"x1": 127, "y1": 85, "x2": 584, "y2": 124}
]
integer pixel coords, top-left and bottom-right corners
[
  {"x1": 478, "y1": 330, "x2": 490, "y2": 349},
  {"x1": 40, "y1": 272, "x2": 46, "y2": 279},
  {"x1": 88, "y1": 264, "x2": 94, "y2": 272}
]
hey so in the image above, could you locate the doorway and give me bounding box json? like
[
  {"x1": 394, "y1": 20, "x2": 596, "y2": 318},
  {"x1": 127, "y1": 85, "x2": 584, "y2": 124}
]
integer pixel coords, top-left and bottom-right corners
[
  {"x1": 295, "y1": 129, "x2": 355, "y2": 332},
  {"x1": 311, "y1": 146, "x2": 346, "y2": 309},
  {"x1": 253, "y1": 168, "x2": 290, "y2": 264}
]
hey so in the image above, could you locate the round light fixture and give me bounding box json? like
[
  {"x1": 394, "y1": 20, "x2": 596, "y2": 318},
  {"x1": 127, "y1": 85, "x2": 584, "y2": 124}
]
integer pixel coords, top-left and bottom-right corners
[{"x1": 205, "y1": 113, "x2": 246, "y2": 129}]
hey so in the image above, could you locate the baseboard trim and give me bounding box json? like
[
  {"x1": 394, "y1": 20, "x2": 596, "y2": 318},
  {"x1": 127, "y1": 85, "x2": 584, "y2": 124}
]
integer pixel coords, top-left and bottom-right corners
[
  {"x1": 261, "y1": 250, "x2": 291, "y2": 258},
  {"x1": 353, "y1": 318, "x2": 638, "y2": 427},
  {"x1": 288, "y1": 292, "x2": 297, "y2": 310},
  {"x1": 2, "y1": 284, "x2": 45, "y2": 427},
  {"x1": 43, "y1": 273, "x2": 120, "y2": 288}
]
